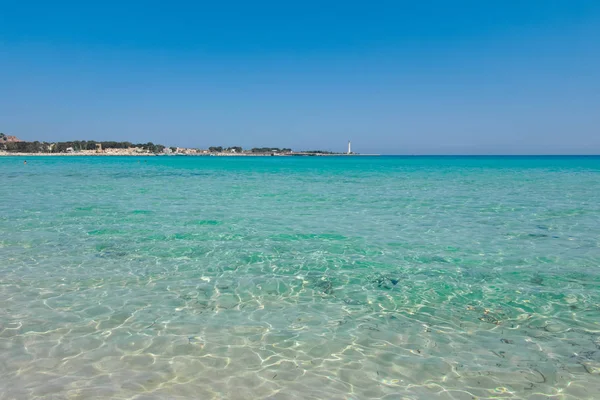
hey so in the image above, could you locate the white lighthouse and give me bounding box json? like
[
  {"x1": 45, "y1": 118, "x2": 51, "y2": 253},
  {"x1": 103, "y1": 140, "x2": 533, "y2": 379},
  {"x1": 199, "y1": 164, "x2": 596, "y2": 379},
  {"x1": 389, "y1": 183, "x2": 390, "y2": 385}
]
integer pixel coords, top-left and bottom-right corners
[{"x1": 347, "y1": 141, "x2": 352, "y2": 154}]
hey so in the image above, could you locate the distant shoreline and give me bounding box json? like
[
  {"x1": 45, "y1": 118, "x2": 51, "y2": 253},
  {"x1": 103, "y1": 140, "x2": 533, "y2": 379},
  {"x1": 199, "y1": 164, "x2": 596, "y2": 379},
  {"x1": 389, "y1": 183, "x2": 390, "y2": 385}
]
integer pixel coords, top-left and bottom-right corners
[
  {"x1": 0, "y1": 152, "x2": 379, "y2": 157},
  {"x1": 0, "y1": 152, "x2": 158, "y2": 157},
  {"x1": 1, "y1": 137, "x2": 377, "y2": 156}
]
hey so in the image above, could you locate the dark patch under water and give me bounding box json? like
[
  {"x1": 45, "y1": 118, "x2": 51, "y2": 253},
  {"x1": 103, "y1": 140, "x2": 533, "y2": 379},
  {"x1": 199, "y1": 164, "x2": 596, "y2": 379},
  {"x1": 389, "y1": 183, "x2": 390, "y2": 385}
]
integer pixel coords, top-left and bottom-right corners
[
  {"x1": 188, "y1": 219, "x2": 221, "y2": 226},
  {"x1": 370, "y1": 273, "x2": 401, "y2": 290},
  {"x1": 315, "y1": 279, "x2": 334, "y2": 295}
]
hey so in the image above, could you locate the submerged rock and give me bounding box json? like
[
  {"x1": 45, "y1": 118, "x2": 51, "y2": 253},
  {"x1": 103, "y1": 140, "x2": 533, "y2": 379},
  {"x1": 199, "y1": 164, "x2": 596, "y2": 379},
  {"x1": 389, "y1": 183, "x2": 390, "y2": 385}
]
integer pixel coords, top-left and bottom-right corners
[
  {"x1": 315, "y1": 279, "x2": 334, "y2": 295},
  {"x1": 370, "y1": 273, "x2": 400, "y2": 290},
  {"x1": 530, "y1": 274, "x2": 544, "y2": 285},
  {"x1": 479, "y1": 314, "x2": 501, "y2": 325}
]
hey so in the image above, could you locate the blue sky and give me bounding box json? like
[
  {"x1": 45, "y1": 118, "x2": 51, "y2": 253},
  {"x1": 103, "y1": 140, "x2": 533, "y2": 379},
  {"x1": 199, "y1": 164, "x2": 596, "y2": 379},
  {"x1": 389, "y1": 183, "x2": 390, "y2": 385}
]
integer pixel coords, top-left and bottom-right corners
[{"x1": 1, "y1": 1, "x2": 599, "y2": 154}]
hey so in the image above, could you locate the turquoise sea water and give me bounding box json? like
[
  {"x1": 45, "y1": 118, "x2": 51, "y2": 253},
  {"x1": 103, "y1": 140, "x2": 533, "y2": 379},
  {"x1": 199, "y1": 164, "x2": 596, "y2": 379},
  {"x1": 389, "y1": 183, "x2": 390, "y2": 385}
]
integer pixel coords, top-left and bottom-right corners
[{"x1": 1, "y1": 155, "x2": 600, "y2": 399}]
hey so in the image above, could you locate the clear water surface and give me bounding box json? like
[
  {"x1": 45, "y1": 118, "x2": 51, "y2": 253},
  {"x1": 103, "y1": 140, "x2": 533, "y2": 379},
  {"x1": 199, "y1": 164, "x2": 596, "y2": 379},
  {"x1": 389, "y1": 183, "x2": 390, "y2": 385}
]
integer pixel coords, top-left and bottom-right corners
[{"x1": 1, "y1": 156, "x2": 599, "y2": 399}]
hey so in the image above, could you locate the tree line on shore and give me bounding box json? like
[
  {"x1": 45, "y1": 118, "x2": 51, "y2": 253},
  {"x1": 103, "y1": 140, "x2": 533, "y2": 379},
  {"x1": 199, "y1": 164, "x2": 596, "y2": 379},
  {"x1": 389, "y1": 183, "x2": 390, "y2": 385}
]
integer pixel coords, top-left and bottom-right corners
[
  {"x1": 207, "y1": 146, "x2": 293, "y2": 153},
  {"x1": 1, "y1": 140, "x2": 166, "y2": 153},
  {"x1": 0, "y1": 135, "x2": 332, "y2": 155}
]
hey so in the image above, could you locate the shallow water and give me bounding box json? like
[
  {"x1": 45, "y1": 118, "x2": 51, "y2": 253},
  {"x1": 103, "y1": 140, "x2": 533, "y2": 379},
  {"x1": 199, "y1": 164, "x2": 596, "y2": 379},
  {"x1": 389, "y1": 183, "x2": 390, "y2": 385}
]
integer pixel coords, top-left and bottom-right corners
[{"x1": 1, "y1": 155, "x2": 600, "y2": 399}]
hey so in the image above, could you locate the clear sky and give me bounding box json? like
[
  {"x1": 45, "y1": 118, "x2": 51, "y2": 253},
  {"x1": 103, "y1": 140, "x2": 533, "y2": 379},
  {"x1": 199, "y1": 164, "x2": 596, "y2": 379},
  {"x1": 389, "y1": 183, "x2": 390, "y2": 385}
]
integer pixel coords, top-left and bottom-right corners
[{"x1": 1, "y1": 1, "x2": 599, "y2": 154}]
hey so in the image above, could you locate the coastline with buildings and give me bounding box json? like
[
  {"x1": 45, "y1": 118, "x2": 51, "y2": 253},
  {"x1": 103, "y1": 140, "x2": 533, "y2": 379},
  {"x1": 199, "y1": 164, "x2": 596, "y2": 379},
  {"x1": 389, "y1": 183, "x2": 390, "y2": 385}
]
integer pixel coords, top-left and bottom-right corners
[{"x1": 0, "y1": 135, "x2": 379, "y2": 157}]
